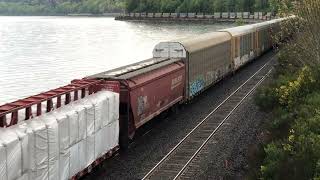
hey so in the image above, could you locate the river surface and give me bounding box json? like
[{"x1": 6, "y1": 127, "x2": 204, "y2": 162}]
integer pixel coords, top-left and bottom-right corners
[{"x1": 0, "y1": 16, "x2": 234, "y2": 105}]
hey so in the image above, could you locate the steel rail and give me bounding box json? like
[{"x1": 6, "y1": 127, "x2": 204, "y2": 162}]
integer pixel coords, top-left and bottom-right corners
[
  {"x1": 142, "y1": 54, "x2": 275, "y2": 180},
  {"x1": 173, "y1": 67, "x2": 273, "y2": 179}
]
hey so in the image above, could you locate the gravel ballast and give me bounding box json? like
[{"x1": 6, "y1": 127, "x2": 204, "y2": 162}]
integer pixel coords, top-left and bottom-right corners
[
  {"x1": 178, "y1": 93, "x2": 268, "y2": 180},
  {"x1": 82, "y1": 51, "x2": 275, "y2": 180}
]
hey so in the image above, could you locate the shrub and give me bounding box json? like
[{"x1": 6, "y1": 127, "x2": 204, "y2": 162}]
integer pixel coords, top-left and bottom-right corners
[{"x1": 275, "y1": 66, "x2": 316, "y2": 109}]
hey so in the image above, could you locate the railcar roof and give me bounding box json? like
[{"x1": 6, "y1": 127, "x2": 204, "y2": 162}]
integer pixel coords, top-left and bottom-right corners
[
  {"x1": 219, "y1": 24, "x2": 255, "y2": 36},
  {"x1": 87, "y1": 57, "x2": 181, "y2": 80},
  {"x1": 170, "y1": 32, "x2": 231, "y2": 53}
]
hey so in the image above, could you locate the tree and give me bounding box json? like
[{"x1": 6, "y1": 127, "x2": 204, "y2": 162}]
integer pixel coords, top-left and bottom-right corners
[
  {"x1": 126, "y1": 0, "x2": 139, "y2": 12},
  {"x1": 214, "y1": 0, "x2": 227, "y2": 12}
]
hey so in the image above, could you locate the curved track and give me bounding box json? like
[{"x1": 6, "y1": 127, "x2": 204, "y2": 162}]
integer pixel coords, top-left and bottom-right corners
[{"x1": 142, "y1": 56, "x2": 275, "y2": 180}]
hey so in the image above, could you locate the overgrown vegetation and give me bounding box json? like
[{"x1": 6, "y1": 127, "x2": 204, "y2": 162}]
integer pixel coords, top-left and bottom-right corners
[
  {"x1": 0, "y1": 0, "x2": 280, "y2": 15},
  {"x1": 252, "y1": 0, "x2": 320, "y2": 179},
  {"x1": 0, "y1": 0, "x2": 125, "y2": 15},
  {"x1": 126, "y1": 0, "x2": 274, "y2": 13}
]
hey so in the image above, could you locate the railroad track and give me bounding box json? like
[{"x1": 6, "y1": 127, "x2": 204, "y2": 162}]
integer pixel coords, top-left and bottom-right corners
[{"x1": 142, "y1": 56, "x2": 275, "y2": 180}]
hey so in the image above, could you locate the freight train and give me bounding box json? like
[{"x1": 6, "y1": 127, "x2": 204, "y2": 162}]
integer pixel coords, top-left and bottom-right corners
[
  {"x1": 0, "y1": 17, "x2": 288, "y2": 179},
  {"x1": 88, "y1": 17, "x2": 286, "y2": 148}
]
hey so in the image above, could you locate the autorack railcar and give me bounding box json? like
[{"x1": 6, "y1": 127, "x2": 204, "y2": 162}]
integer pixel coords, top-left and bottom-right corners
[
  {"x1": 153, "y1": 32, "x2": 232, "y2": 100},
  {"x1": 219, "y1": 24, "x2": 256, "y2": 70},
  {"x1": 253, "y1": 21, "x2": 274, "y2": 55}
]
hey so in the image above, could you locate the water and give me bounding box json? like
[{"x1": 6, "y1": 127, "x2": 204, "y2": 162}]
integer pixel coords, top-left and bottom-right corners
[{"x1": 0, "y1": 16, "x2": 234, "y2": 105}]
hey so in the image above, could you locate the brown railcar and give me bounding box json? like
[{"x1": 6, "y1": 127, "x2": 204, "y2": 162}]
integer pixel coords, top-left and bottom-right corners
[{"x1": 88, "y1": 58, "x2": 185, "y2": 148}]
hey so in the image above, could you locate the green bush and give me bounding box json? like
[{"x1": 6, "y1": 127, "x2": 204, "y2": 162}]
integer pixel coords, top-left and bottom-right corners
[
  {"x1": 125, "y1": 0, "x2": 271, "y2": 13},
  {"x1": 255, "y1": 87, "x2": 278, "y2": 112},
  {"x1": 261, "y1": 142, "x2": 287, "y2": 180},
  {"x1": 0, "y1": 0, "x2": 125, "y2": 15},
  {"x1": 257, "y1": 70, "x2": 320, "y2": 179},
  {"x1": 261, "y1": 111, "x2": 320, "y2": 180}
]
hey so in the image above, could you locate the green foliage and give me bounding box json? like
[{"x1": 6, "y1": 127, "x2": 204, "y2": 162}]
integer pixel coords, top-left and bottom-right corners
[
  {"x1": 253, "y1": 1, "x2": 320, "y2": 179},
  {"x1": 261, "y1": 111, "x2": 320, "y2": 180},
  {"x1": 260, "y1": 142, "x2": 287, "y2": 180},
  {"x1": 255, "y1": 66, "x2": 320, "y2": 178},
  {"x1": 125, "y1": 0, "x2": 272, "y2": 13},
  {"x1": 255, "y1": 87, "x2": 278, "y2": 112},
  {"x1": 275, "y1": 66, "x2": 316, "y2": 108},
  {"x1": 235, "y1": 18, "x2": 245, "y2": 25},
  {"x1": 0, "y1": 0, "x2": 125, "y2": 15}
]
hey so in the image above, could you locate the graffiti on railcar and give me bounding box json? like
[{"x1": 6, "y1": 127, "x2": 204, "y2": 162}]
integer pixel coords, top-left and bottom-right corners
[
  {"x1": 190, "y1": 77, "x2": 205, "y2": 96},
  {"x1": 205, "y1": 71, "x2": 216, "y2": 84}
]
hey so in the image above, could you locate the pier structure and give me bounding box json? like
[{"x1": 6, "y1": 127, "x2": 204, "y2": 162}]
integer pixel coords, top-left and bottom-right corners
[{"x1": 115, "y1": 12, "x2": 275, "y2": 22}]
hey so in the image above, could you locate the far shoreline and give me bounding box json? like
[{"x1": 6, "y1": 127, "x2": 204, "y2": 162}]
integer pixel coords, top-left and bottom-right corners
[{"x1": 0, "y1": 13, "x2": 121, "y2": 17}]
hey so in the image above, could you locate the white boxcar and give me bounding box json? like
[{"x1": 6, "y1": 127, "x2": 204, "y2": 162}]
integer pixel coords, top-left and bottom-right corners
[
  {"x1": 162, "y1": 13, "x2": 170, "y2": 18},
  {"x1": 214, "y1": 12, "x2": 221, "y2": 19},
  {"x1": 222, "y1": 12, "x2": 229, "y2": 18},
  {"x1": 236, "y1": 12, "x2": 242, "y2": 19},
  {"x1": 155, "y1": 13, "x2": 162, "y2": 18},
  {"x1": 243, "y1": 12, "x2": 249, "y2": 19},
  {"x1": 147, "y1": 13, "x2": 154, "y2": 18},
  {"x1": 188, "y1": 13, "x2": 195, "y2": 18}
]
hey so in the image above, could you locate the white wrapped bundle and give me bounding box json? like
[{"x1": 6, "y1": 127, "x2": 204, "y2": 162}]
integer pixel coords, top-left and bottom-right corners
[
  {"x1": 69, "y1": 143, "x2": 79, "y2": 179},
  {"x1": 94, "y1": 129, "x2": 104, "y2": 159},
  {"x1": 56, "y1": 104, "x2": 80, "y2": 147},
  {"x1": 105, "y1": 92, "x2": 119, "y2": 125},
  {"x1": 86, "y1": 134, "x2": 95, "y2": 167},
  {"x1": 10, "y1": 123, "x2": 29, "y2": 175},
  {"x1": 69, "y1": 101, "x2": 86, "y2": 141},
  {"x1": 112, "y1": 92, "x2": 120, "y2": 124},
  {"x1": 16, "y1": 124, "x2": 35, "y2": 179},
  {"x1": 17, "y1": 173, "x2": 29, "y2": 180},
  {"x1": 101, "y1": 120, "x2": 119, "y2": 153},
  {"x1": 0, "y1": 127, "x2": 23, "y2": 180},
  {"x1": 59, "y1": 148, "x2": 70, "y2": 180},
  {"x1": 77, "y1": 107, "x2": 86, "y2": 141},
  {"x1": 52, "y1": 109, "x2": 69, "y2": 151},
  {"x1": 0, "y1": 141, "x2": 6, "y2": 180},
  {"x1": 102, "y1": 94, "x2": 111, "y2": 127},
  {"x1": 41, "y1": 114, "x2": 59, "y2": 180},
  {"x1": 105, "y1": 93, "x2": 115, "y2": 125},
  {"x1": 100, "y1": 91, "x2": 119, "y2": 126},
  {"x1": 101, "y1": 125, "x2": 111, "y2": 153},
  {"x1": 109, "y1": 120, "x2": 119, "y2": 150},
  {"x1": 88, "y1": 92, "x2": 105, "y2": 132},
  {"x1": 78, "y1": 139, "x2": 87, "y2": 170},
  {"x1": 25, "y1": 118, "x2": 49, "y2": 180},
  {"x1": 101, "y1": 126, "x2": 109, "y2": 153},
  {"x1": 51, "y1": 110, "x2": 70, "y2": 180},
  {"x1": 67, "y1": 111, "x2": 79, "y2": 146},
  {"x1": 81, "y1": 98, "x2": 95, "y2": 136}
]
